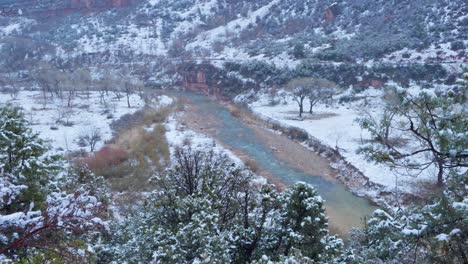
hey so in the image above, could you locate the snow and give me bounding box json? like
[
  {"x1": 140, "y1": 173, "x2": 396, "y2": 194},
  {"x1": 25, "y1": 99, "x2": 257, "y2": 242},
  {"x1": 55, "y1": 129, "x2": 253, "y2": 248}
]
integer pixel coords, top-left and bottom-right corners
[
  {"x1": 401, "y1": 224, "x2": 427, "y2": 236},
  {"x1": 0, "y1": 90, "x2": 144, "y2": 154},
  {"x1": 382, "y1": 42, "x2": 467, "y2": 72},
  {"x1": 435, "y1": 233, "x2": 449, "y2": 241},
  {"x1": 0, "y1": 18, "x2": 35, "y2": 36},
  {"x1": 246, "y1": 88, "x2": 435, "y2": 193},
  {"x1": 186, "y1": 0, "x2": 280, "y2": 51},
  {"x1": 0, "y1": 177, "x2": 27, "y2": 206},
  {"x1": 154, "y1": 95, "x2": 173, "y2": 107}
]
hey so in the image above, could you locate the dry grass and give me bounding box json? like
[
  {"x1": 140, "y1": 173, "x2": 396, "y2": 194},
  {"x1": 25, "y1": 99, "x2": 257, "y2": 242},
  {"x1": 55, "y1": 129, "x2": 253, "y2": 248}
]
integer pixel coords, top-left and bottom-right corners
[
  {"x1": 227, "y1": 104, "x2": 243, "y2": 118},
  {"x1": 87, "y1": 105, "x2": 173, "y2": 193},
  {"x1": 227, "y1": 104, "x2": 264, "y2": 126},
  {"x1": 143, "y1": 107, "x2": 171, "y2": 125},
  {"x1": 412, "y1": 178, "x2": 444, "y2": 202},
  {"x1": 81, "y1": 144, "x2": 129, "y2": 172}
]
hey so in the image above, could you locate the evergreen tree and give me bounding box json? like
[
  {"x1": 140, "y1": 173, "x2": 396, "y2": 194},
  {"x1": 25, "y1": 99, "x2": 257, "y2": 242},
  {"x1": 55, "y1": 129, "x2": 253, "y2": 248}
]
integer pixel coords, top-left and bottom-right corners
[
  {"x1": 293, "y1": 43, "x2": 305, "y2": 59},
  {"x1": 0, "y1": 105, "x2": 59, "y2": 211},
  {"x1": 357, "y1": 84, "x2": 467, "y2": 186},
  {"x1": 347, "y1": 173, "x2": 467, "y2": 263},
  {"x1": 0, "y1": 105, "x2": 107, "y2": 262}
]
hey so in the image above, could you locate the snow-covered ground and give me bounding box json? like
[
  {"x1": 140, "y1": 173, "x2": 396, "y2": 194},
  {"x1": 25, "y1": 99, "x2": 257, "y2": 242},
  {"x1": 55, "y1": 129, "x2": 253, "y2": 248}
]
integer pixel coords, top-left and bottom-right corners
[
  {"x1": 0, "y1": 90, "x2": 145, "y2": 153},
  {"x1": 244, "y1": 88, "x2": 437, "y2": 193},
  {"x1": 0, "y1": 17, "x2": 36, "y2": 36}
]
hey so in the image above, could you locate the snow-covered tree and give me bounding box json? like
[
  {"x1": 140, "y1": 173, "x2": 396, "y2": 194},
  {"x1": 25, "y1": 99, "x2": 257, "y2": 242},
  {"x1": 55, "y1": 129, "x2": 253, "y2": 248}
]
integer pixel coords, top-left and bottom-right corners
[
  {"x1": 276, "y1": 182, "x2": 343, "y2": 261},
  {"x1": 0, "y1": 105, "x2": 108, "y2": 262},
  {"x1": 347, "y1": 173, "x2": 467, "y2": 263},
  {"x1": 357, "y1": 84, "x2": 467, "y2": 186},
  {"x1": 104, "y1": 147, "x2": 343, "y2": 263}
]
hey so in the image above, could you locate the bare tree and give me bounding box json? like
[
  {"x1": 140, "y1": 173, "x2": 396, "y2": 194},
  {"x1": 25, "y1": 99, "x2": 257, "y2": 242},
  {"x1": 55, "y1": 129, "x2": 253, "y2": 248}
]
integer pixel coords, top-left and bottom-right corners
[
  {"x1": 73, "y1": 68, "x2": 92, "y2": 99},
  {"x1": 96, "y1": 72, "x2": 114, "y2": 104},
  {"x1": 61, "y1": 73, "x2": 77, "y2": 108},
  {"x1": 123, "y1": 81, "x2": 133, "y2": 108},
  {"x1": 0, "y1": 72, "x2": 20, "y2": 99},
  {"x1": 32, "y1": 63, "x2": 56, "y2": 106},
  {"x1": 306, "y1": 78, "x2": 337, "y2": 114},
  {"x1": 118, "y1": 66, "x2": 140, "y2": 108},
  {"x1": 78, "y1": 128, "x2": 102, "y2": 152},
  {"x1": 287, "y1": 78, "x2": 311, "y2": 118},
  {"x1": 55, "y1": 106, "x2": 74, "y2": 126}
]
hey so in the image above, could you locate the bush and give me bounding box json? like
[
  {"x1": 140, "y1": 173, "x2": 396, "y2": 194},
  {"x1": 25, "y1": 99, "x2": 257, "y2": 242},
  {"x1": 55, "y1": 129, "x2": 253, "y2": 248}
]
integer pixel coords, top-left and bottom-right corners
[
  {"x1": 82, "y1": 145, "x2": 129, "y2": 172},
  {"x1": 293, "y1": 43, "x2": 305, "y2": 59},
  {"x1": 285, "y1": 127, "x2": 309, "y2": 142},
  {"x1": 450, "y1": 41, "x2": 465, "y2": 51}
]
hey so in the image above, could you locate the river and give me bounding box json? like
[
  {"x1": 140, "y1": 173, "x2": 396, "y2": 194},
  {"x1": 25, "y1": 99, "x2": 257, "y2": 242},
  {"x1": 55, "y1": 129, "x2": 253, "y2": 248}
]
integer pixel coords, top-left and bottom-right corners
[{"x1": 171, "y1": 90, "x2": 378, "y2": 235}]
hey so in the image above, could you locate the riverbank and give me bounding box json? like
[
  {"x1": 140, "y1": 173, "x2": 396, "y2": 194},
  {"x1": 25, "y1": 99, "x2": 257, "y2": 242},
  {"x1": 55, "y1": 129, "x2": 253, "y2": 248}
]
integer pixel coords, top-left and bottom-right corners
[
  {"x1": 232, "y1": 93, "x2": 424, "y2": 207},
  {"x1": 179, "y1": 102, "x2": 289, "y2": 190}
]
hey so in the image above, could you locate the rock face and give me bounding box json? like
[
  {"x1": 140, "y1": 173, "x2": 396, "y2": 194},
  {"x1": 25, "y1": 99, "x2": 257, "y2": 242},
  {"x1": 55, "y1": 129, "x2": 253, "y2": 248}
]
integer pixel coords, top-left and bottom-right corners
[
  {"x1": 324, "y1": 3, "x2": 340, "y2": 22},
  {"x1": 181, "y1": 65, "x2": 211, "y2": 95}
]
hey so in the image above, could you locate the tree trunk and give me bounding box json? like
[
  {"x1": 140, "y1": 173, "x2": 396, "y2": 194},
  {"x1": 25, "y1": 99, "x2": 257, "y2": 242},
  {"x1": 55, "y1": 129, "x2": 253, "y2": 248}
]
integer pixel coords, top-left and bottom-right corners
[
  {"x1": 309, "y1": 101, "x2": 313, "y2": 114},
  {"x1": 298, "y1": 101, "x2": 303, "y2": 117},
  {"x1": 437, "y1": 160, "x2": 444, "y2": 186},
  {"x1": 126, "y1": 94, "x2": 131, "y2": 108}
]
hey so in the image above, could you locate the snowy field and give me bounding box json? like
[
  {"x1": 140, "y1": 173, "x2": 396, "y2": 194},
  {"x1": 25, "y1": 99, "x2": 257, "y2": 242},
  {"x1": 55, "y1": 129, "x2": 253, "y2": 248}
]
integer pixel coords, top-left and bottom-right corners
[
  {"x1": 243, "y1": 88, "x2": 437, "y2": 193},
  {"x1": 0, "y1": 90, "x2": 146, "y2": 154}
]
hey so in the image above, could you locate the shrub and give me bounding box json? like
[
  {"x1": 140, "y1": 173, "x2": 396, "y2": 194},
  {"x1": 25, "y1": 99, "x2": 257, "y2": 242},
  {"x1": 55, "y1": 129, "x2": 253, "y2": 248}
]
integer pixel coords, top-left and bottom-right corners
[
  {"x1": 450, "y1": 41, "x2": 465, "y2": 51},
  {"x1": 82, "y1": 145, "x2": 129, "y2": 172},
  {"x1": 286, "y1": 127, "x2": 309, "y2": 142}
]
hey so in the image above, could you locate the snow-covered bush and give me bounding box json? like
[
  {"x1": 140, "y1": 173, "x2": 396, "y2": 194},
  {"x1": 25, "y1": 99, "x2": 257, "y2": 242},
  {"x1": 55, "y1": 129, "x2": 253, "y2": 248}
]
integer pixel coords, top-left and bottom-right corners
[
  {"x1": 103, "y1": 147, "x2": 342, "y2": 263},
  {"x1": 347, "y1": 173, "x2": 467, "y2": 263}
]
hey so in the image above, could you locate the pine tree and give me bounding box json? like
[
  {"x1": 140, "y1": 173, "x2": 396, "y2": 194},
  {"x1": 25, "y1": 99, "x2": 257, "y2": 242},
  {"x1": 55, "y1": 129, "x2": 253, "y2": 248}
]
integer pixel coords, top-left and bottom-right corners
[
  {"x1": 357, "y1": 84, "x2": 467, "y2": 186},
  {"x1": 347, "y1": 173, "x2": 467, "y2": 263},
  {"x1": 0, "y1": 105, "x2": 107, "y2": 262}
]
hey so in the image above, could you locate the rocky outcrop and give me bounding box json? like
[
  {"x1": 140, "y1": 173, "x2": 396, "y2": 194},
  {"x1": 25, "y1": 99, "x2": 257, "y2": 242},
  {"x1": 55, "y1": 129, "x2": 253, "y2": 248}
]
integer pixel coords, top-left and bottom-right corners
[
  {"x1": 324, "y1": 3, "x2": 340, "y2": 22},
  {"x1": 179, "y1": 63, "x2": 222, "y2": 97}
]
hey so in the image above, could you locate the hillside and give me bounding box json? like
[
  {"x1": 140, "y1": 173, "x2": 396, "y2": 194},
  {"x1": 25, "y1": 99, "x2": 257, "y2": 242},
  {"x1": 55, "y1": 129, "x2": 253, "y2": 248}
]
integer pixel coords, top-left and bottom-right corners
[{"x1": 2, "y1": 0, "x2": 466, "y2": 64}]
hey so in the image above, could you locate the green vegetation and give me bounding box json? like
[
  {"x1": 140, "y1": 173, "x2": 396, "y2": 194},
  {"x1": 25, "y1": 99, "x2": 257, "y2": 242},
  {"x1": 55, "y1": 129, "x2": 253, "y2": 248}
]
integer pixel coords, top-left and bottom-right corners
[{"x1": 0, "y1": 105, "x2": 108, "y2": 263}]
